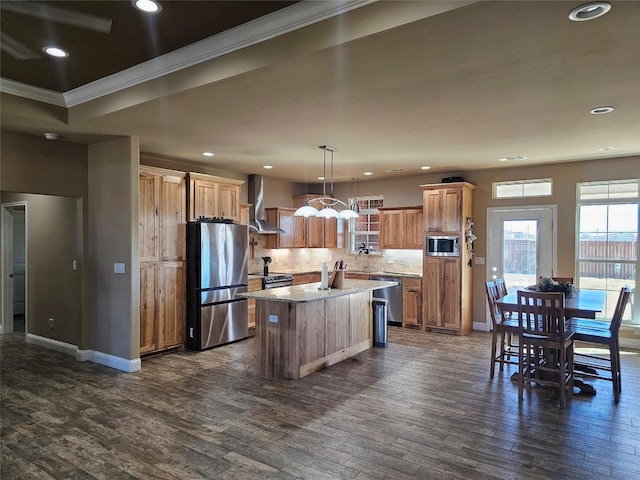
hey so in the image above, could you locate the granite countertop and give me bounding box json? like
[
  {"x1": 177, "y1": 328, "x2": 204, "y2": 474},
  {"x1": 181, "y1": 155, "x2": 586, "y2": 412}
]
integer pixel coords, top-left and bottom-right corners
[
  {"x1": 238, "y1": 279, "x2": 398, "y2": 303},
  {"x1": 249, "y1": 270, "x2": 421, "y2": 279}
]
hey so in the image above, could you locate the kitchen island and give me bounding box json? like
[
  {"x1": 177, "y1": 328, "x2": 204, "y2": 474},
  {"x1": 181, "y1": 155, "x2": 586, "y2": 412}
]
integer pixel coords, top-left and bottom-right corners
[{"x1": 239, "y1": 279, "x2": 397, "y2": 379}]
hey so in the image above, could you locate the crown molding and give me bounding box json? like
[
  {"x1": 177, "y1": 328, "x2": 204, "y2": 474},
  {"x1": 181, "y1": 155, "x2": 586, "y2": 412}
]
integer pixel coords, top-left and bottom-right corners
[
  {"x1": 0, "y1": 78, "x2": 66, "y2": 107},
  {"x1": 63, "y1": 0, "x2": 375, "y2": 107}
]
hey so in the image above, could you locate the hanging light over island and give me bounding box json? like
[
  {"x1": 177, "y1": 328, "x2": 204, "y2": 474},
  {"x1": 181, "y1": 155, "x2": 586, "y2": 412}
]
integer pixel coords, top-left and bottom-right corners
[{"x1": 294, "y1": 146, "x2": 359, "y2": 219}]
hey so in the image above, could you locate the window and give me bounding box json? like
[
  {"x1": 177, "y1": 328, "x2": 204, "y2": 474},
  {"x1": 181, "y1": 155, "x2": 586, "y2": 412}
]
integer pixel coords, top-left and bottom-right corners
[
  {"x1": 577, "y1": 180, "x2": 639, "y2": 324},
  {"x1": 493, "y1": 179, "x2": 553, "y2": 199},
  {"x1": 348, "y1": 195, "x2": 383, "y2": 254}
]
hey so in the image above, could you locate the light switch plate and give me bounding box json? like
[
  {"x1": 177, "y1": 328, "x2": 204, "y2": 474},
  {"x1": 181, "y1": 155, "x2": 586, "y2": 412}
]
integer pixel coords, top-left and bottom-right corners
[
  {"x1": 475, "y1": 257, "x2": 485, "y2": 265},
  {"x1": 114, "y1": 263, "x2": 125, "y2": 274}
]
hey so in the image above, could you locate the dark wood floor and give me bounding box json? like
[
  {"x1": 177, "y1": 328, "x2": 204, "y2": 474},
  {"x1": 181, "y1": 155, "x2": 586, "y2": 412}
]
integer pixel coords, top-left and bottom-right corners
[{"x1": 2, "y1": 327, "x2": 639, "y2": 479}]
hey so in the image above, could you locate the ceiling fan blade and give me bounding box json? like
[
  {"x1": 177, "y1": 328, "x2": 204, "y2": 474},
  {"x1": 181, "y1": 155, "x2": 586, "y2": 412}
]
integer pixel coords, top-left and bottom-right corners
[
  {"x1": 0, "y1": 32, "x2": 40, "y2": 60},
  {"x1": 1, "y1": 1, "x2": 112, "y2": 34}
]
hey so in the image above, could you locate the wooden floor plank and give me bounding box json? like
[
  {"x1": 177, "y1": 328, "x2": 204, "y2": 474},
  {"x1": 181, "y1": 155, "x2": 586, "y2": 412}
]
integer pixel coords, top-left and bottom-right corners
[{"x1": 2, "y1": 328, "x2": 640, "y2": 479}]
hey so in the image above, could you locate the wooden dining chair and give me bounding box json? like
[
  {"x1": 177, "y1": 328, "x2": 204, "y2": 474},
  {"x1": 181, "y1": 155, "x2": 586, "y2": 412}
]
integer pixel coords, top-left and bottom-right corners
[
  {"x1": 486, "y1": 281, "x2": 519, "y2": 378},
  {"x1": 517, "y1": 290, "x2": 575, "y2": 408},
  {"x1": 496, "y1": 278, "x2": 508, "y2": 297},
  {"x1": 568, "y1": 286, "x2": 632, "y2": 403}
]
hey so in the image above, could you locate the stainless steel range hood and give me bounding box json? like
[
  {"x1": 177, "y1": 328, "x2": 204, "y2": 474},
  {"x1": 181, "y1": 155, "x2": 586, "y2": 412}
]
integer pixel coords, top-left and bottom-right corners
[{"x1": 248, "y1": 174, "x2": 284, "y2": 234}]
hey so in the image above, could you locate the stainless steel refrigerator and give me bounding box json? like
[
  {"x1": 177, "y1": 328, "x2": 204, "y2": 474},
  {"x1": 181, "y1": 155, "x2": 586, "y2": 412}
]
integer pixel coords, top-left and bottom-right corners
[{"x1": 186, "y1": 221, "x2": 249, "y2": 350}]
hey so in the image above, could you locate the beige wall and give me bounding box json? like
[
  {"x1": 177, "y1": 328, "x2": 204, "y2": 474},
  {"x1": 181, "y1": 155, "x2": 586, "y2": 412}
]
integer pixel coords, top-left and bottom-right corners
[
  {"x1": 88, "y1": 137, "x2": 139, "y2": 360},
  {"x1": 1, "y1": 130, "x2": 87, "y2": 346},
  {"x1": 1, "y1": 192, "x2": 82, "y2": 344}
]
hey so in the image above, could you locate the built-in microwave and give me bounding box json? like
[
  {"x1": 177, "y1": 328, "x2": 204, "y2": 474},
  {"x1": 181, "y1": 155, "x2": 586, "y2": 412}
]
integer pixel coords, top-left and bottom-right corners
[{"x1": 425, "y1": 235, "x2": 460, "y2": 257}]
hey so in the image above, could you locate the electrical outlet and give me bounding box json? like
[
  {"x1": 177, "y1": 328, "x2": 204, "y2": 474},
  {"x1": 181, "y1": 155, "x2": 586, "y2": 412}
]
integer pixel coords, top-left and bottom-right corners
[
  {"x1": 48, "y1": 318, "x2": 54, "y2": 329},
  {"x1": 387, "y1": 256, "x2": 394, "y2": 264},
  {"x1": 269, "y1": 314, "x2": 278, "y2": 323}
]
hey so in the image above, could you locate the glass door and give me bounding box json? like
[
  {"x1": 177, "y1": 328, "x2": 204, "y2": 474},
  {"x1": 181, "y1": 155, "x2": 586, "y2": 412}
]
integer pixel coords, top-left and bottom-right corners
[{"x1": 487, "y1": 206, "x2": 556, "y2": 293}]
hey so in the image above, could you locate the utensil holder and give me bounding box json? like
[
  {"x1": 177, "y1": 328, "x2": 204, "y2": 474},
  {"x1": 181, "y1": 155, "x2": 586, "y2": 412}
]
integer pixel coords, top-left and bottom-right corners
[{"x1": 332, "y1": 269, "x2": 344, "y2": 289}]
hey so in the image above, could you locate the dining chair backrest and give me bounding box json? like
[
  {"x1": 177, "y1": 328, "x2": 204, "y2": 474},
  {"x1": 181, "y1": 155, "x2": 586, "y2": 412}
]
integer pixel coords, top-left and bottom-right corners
[
  {"x1": 485, "y1": 281, "x2": 502, "y2": 328},
  {"x1": 517, "y1": 290, "x2": 566, "y2": 340},
  {"x1": 609, "y1": 286, "x2": 632, "y2": 335},
  {"x1": 496, "y1": 278, "x2": 508, "y2": 297}
]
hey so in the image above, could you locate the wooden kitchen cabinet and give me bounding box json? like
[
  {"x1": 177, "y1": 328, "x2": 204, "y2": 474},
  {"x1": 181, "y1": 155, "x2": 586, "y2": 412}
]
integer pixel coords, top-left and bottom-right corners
[
  {"x1": 139, "y1": 166, "x2": 186, "y2": 262},
  {"x1": 402, "y1": 277, "x2": 422, "y2": 328},
  {"x1": 188, "y1": 172, "x2": 244, "y2": 222},
  {"x1": 239, "y1": 203, "x2": 251, "y2": 226},
  {"x1": 424, "y1": 257, "x2": 462, "y2": 332},
  {"x1": 247, "y1": 277, "x2": 263, "y2": 329},
  {"x1": 265, "y1": 208, "x2": 306, "y2": 248},
  {"x1": 140, "y1": 262, "x2": 186, "y2": 354},
  {"x1": 293, "y1": 273, "x2": 321, "y2": 285},
  {"x1": 293, "y1": 194, "x2": 341, "y2": 248},
  {"x1": 421, "y1": 182, "x2": 475, "y2": 335},
  {"x1": 423, "y1": 187, "x2": 462, "y2": 233},
  {"x1": 378, "y1": 206, "x2": 423, "y2": 249}
]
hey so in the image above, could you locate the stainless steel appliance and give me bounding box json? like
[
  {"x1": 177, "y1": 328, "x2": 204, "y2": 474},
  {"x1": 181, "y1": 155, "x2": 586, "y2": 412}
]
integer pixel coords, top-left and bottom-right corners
[
  {"x1": 425, "y1": 234, "x2": 460, "y2": 257},
  {"x1": 262, "y1": 274, "x2": 294, "y2": 289},
  {"x1": 369, "y1": 275, "x2": 403, "y2": 326},
  {"x1": 186, "y1": 221, "x2": 249, "y2": 350}
]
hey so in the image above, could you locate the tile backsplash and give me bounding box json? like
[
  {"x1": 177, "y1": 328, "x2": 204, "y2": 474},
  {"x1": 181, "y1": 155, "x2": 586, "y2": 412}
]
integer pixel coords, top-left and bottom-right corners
[{"x1": 249, "y1": 234, "x2": 423, "y2": 274}]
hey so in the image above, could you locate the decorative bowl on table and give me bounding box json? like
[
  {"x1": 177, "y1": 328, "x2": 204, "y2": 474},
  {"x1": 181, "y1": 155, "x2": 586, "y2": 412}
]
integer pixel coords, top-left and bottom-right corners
[{"x1": 536, "y1": 277, "x2": 577, "y2": 297}]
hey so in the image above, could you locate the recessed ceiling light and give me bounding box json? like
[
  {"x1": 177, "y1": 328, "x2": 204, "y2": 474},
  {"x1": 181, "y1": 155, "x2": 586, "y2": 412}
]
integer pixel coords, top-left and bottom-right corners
[
  {"x1": 43, "y1": 132, "x2": 58, "y2": 140},
  {"x1": 43, "y1": 46, "x2": 68, "y2": 58},
  {"x1": 590, "y1": 106, "x2": 614, "y2": 115},
  {"x1": 421, "y1": 166, "x2": 431, "y2": 170},
  {"x1": 132, "y1": 0, "x2": 162, "y2": 13},
  {"x1": 317, "y1": 176, "x2": 325, "y2": 180},
  {"x1": 499, "y1": 155, "x2": 527, "y2": 162},
  {"x1": 384, "y1": 168, "x2": 406, "y2": 173},
  {"x1": 598, "y1": 146, "x2": 615, "y2": 151},
  {"x1": 569, "y1": 2, "x2": 611, "y2": 22},
  {"x1": 363, "y1": 172, "x2": 373, "y2": 176},
  {"x1": 263, "y1": 165, "x2": 273, "y2": 169},
  {"x1": 202, "y1": 152, "x2": 214, "y2": 157}
]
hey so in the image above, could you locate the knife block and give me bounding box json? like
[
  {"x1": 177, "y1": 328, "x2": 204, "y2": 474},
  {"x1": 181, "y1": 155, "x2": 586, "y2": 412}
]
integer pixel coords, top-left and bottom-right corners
[{"x1": 331, "y1": 270, "x2": 344, "y2": 289}]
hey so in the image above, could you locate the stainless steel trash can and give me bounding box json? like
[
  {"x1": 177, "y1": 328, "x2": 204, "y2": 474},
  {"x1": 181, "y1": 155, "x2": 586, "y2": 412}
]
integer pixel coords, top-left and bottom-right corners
[{"x1": 372, "y1": 297, "x2": 388, "y2": 347}]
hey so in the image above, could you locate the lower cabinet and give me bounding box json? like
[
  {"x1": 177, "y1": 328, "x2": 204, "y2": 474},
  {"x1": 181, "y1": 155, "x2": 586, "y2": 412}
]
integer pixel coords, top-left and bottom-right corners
[
  {"x1": 247, "y1": 277, "x2": 262, "y2": 329},
  {"x1": 423, "y1": 257, "x2": 462, "y2": 332},
  {"x1": 293, "y1": 273, "x2": 321, "y2": 285},
  {"x1": 140, "y1": 261, "x2": 186, "y2": 355},
  {"x1": 402, "y1": 277, "x2": 422, "y2": 328}
]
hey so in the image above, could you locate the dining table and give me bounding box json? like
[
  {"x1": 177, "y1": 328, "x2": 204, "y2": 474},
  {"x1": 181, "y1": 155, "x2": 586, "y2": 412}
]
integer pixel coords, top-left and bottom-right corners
[
  {"x1": 496, "y1": 287, "x2": 607, "y2": 319},
  {"x1": 496, "y1": 287, "x2": 608, "y2": 396}
]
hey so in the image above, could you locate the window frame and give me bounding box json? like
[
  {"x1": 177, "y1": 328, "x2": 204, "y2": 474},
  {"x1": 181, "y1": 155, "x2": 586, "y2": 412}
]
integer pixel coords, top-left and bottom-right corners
[
  {"x1": 493, "y1": 178, "x2": 553, "y2": 199},
  {"x1": 576, "y1": 179, "x2": 639, "y2": 325},
  {"x1": 347, "y1": 195, "x2": 383, "y2": 255}
]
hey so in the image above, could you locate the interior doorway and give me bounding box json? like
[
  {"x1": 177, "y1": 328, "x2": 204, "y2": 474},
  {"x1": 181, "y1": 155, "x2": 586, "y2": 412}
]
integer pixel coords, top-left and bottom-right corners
[{"x1": 1, "y1": 202, "x2": 27, "y2": 335}]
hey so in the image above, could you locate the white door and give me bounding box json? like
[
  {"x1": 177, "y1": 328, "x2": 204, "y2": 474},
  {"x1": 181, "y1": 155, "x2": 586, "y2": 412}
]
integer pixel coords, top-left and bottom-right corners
[{"x1": 485, "y1": 206, "x2": 557, "y2": 327}]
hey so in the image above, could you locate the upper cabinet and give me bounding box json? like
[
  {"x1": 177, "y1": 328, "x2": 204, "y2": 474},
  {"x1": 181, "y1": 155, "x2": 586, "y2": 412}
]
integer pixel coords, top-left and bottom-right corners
[
  {"x1": 188, "y1": 172, "x2": 244, "y2": 223},
  {"x1": 265, "y1": 208, "x2": 306, "y2": 248},
  {"x1": 422, "y1": 183, "x2": 474, "y2": 233},
  {"x1": 378, "y1": 206, "x2": 423, "y2": 249},
  {"x1": 293, "y1": 194, "x2": 342, "y2": 249},
  {"x1": 265, "y1": 195, "x2": 343, "y2": 249},
  {"x1": 139, "y1": 166, "x2": 186, "y2": 262}
]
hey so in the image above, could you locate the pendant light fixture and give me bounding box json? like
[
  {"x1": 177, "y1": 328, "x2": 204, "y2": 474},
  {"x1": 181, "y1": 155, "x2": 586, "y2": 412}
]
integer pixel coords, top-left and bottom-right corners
[{"x1": 294, "y1": 146, "x2": 359, "y2": 219}]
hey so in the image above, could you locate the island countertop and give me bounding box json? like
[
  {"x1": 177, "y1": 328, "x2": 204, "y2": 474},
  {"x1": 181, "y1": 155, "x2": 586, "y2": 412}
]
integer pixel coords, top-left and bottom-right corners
[{"x1": 238, "y1": 279, "x2": 398, "y2": 303}]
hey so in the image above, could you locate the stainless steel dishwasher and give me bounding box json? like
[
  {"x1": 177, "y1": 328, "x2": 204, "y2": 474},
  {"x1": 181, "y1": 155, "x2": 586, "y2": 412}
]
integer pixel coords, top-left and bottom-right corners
[{"x1": 370, "y1": 275, "x2": 403, "y2": 326}]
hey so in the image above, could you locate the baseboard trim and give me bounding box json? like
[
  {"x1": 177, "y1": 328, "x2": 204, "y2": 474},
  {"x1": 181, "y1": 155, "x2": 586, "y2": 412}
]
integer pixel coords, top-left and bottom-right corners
[
  {"x1": 620, "y1": 337, "x2": 640, "y2": 351},
  {"x1": 26, "y1": 334, "x2": 141, "y2": 372},
  {"x1": 473, "y1": 321, "x2": 490, "y2": 332}
]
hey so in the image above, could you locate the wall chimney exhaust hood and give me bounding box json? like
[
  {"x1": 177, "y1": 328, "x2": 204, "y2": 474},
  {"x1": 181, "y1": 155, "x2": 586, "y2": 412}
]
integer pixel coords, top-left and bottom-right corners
[{"x1": 248, "y1": 174, "x2": 284, "y2": 234}]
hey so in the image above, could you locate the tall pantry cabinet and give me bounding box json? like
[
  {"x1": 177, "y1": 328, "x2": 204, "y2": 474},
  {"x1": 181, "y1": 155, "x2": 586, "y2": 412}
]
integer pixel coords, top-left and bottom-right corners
[
  {"x1": 139, "y1": 166, "x2": 187, "y2": 354},
  {"x1": 421, "y1": 182, "x2": 475, "y2": 335}
]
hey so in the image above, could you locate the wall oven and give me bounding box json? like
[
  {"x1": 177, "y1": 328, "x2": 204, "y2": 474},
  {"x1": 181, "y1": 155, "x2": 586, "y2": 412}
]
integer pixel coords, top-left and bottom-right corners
[{"x1": 425, "y1": 235, "x2": 460, "y2": 257}]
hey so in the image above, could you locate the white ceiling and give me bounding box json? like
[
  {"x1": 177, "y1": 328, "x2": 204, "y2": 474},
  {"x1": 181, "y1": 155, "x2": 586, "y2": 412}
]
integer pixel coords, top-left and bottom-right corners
[{"x1": 1, "y1": 0, "x2": 639, "y2": 184}]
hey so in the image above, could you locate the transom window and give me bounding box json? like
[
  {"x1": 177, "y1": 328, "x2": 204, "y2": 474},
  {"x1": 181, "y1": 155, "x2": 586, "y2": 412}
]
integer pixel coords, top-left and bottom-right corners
[
  {"x1": 493, "y1": 179, "x2": 553, "y2": 199},
  {"x1": 577, "y1": 180, "x2": 639, "y2": 324}
]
